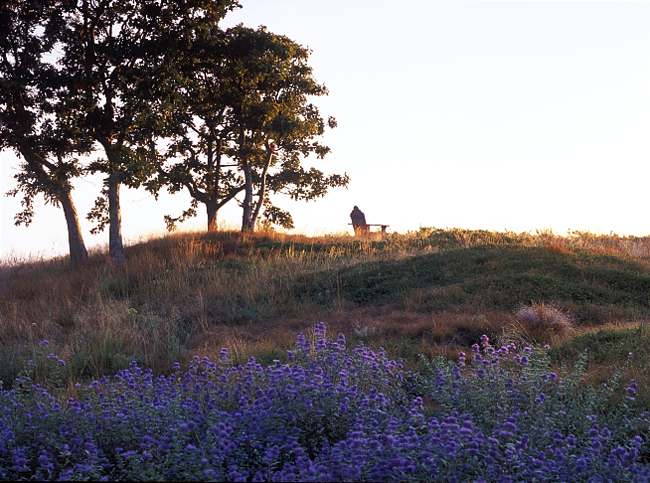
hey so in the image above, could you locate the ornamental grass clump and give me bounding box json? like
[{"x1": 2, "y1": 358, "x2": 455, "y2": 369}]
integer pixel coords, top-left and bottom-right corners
[
  {"x1": 513, "y1": 302, "x2": 575, "y2": 339},
  {"x1": 0, "y1": 324, "x2": 648, "y2": 481}
]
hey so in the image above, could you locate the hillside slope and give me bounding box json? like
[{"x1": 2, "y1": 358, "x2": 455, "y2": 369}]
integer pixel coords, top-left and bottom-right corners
[
  {"x1": 1, "y1": 228, "x2": 650, "y2": 386},
  {"x1": 297, "y1": 244, "x2": 650, "y2": 321}
]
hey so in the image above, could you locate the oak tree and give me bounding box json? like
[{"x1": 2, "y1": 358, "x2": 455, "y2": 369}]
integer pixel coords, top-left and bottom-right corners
[
  {"x1": 157, "y1": 25, "x2": 349, "y2": 233},
  {"x1": 60, "y1": 0, "x2": 239, "y2": 263},
  {"x1": 0, "y1": 0, "x2": 90, "y2": 266}
]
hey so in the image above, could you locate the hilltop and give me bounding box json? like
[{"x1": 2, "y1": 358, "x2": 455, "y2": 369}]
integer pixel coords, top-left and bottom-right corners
[{"x1": 1, "y1": 227, "x2": 649, "y2": 404}]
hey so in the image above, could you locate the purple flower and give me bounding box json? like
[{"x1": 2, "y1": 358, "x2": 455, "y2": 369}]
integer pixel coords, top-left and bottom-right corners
[
  {"x1": 58, "y1": 359, "x2": 66, "y2": 366},
  {"x1": 480, "y1": 334, "x2": 489, "y2": 346},
  {"x1": 467, "y1": 442, "x2": 479, "y2": 455},
  {"x1": 39, "y1": 340, "x2": 50, "y2": 346},
  {"x1": 516, "y1": 436, "x2": 529, "y2": 450}
]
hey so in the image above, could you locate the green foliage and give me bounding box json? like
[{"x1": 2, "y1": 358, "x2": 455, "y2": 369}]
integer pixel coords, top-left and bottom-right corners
[
  {"x1": 155, "y1": 24, "x2": 349, "y2": 232},
  {"x1": 2, "y1": 0, "x2": 242, "y2": 264},
  {"x1": 0, "y1": 1, "x2": 91, "y2": 265}
]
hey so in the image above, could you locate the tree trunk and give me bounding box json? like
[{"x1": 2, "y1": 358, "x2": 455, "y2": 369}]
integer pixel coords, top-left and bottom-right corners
[
  {"x1": 249, "y1": 147, "x2": 273, "y2": 229},
  {"x1": 20, "y1": 148, "x2": 89, "y2": 267},
  {"x1": 107, "y1": 170, "x2": 125, "y2": 264},
  {"x1": 241, "y1": 161, "x2": 254, "y2": 232},
  {"x1": 206, "y1": 200, "x2": 218, "y2": 232},
  {"x1": 59, "y1": 186, "x2": 88, "y2": 267}
]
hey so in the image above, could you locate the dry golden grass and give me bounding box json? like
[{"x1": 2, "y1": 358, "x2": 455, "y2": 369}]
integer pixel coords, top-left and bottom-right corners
[
  {"x1": 2, "y1": 226, "x2": 650, "y2": 397},
  {"x1": 0, "y1": 228, "x2": 399, "y2": 380},
  {"x1": 531, "y1": 229, "x2": 650, "y2": 258},
  {"x1": 401, "y1": 226, "x2": 650, "y2": 258}
]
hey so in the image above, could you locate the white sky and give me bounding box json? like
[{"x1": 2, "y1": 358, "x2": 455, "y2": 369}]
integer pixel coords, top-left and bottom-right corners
[{"x1": 2, "y1": 0, "x2": 650, "y2": 260}]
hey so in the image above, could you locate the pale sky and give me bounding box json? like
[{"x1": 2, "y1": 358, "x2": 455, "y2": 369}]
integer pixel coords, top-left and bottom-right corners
[{"x1": 2, "y1": 1, "x2": 650, "y2": 260}]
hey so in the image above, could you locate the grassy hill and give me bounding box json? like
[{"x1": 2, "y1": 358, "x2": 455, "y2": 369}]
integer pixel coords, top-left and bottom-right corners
[
  {"x1": 1, "y1": 227, "x2": 649, "y2": 405},
  {"x1": 296, "y1": 244, "x2": 650, "y2": 314}
]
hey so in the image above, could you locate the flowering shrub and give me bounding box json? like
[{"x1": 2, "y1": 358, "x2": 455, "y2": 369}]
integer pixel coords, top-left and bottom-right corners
[{"x1": 0, "y1": 324, "x2": 648, "y2": 481}]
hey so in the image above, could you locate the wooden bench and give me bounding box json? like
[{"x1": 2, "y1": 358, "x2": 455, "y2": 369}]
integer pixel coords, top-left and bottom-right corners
[{"x1": 348, "y1": 223, "x2": 390, "y2": 235}]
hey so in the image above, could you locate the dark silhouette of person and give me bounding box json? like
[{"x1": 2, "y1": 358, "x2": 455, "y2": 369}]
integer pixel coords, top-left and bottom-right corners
[{"x1": 350, "y1": 206, "x2": 368, "y2": 235}]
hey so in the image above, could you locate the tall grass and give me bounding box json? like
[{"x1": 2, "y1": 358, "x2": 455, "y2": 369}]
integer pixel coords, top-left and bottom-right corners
[{"x1": 1, "y1": 227, "x2": 650, "y2": 403}]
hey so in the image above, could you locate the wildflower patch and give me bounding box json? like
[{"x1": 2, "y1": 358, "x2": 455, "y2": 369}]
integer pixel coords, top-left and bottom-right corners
[{"x1": 0, "y1": 323, "x2": 648, "y2": 481}]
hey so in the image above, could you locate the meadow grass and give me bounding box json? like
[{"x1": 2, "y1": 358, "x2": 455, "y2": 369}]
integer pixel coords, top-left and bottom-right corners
[
  {"x1": 2, "y1": 227, "x2": 650, "y2": 479},
  {"x1": 2, "y1": 227, "x2": 650, "y2": 387}
]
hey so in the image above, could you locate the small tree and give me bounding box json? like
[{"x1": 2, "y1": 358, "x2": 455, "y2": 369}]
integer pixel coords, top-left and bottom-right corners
[
  {"x1": 156, "y1": 25, "x2": 348, "y2": 233},
  {"x1": 0, "y1": 1, "x2": 89, "y2": 266}
]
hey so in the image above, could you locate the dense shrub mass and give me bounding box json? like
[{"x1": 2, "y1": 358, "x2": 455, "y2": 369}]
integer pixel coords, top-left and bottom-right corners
[{"x1": 1, "y1": 323, "x2": 648, "y2": 481}]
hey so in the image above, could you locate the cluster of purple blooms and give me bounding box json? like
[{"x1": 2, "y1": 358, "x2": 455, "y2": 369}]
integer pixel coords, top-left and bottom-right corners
[{"x1": 0, "y1": 324, "x2": 648, "y2": 481}]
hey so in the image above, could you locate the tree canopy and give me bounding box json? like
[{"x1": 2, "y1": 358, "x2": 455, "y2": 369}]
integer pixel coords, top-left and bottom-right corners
[
  {"x1": 60, "y1": 0, "x2": 240, "y2": 263},
  {"x1": 156, "y1": 25, "x2": 349, "y2": 233},
  {"x1": 2, "y1": 0, "x2": 348, "y2": 264},
  {"x1": 0, "y1": 0, "x2": 90, "y2": 265}
]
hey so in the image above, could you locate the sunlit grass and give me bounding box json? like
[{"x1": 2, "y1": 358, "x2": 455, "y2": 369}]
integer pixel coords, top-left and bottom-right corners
[{"x1": 1, "y1": 226, "x2": 650, "y2": 405}]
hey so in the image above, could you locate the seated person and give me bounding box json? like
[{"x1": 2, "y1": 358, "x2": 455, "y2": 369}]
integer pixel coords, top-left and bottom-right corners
[{"x1": 350, "y1": 206, "x2": 369, "y2": 235}]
